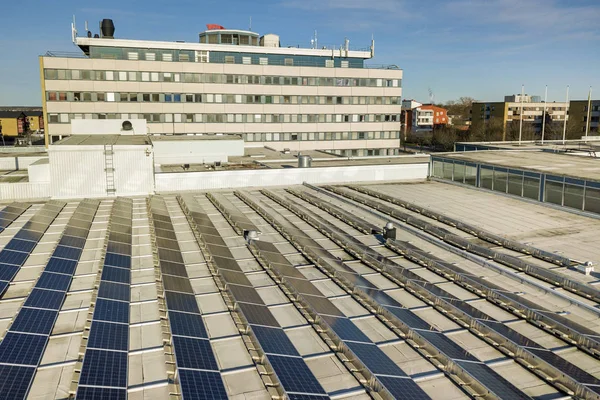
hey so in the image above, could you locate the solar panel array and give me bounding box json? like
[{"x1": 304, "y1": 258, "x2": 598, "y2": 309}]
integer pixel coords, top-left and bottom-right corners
[
  {"x1": 149, "y1": 196, "x2": 228, "y2": 400},
  {"x1": 0, "y1": 203, "x2": 30, "y2": 234},
  {"x1": 0, "y1": 199, "x2": 99, "y2": 399},
  {"x1": 181, "y1": 195, "x2": 329, "y2": 399},
  {"x1": 241, "y1": 189, "x2": 534, "y2": 400},
  {"x1": 76, "y1": 198, "x2": 133, "y2": 399},
  {"x1": 0, "y1": 201, "x2": 65, "y2": 297}
]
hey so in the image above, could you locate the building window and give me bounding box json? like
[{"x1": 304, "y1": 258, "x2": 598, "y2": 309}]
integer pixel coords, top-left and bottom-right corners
[
  {"x1": 196, "y1": 51, "x2": 209, "y2": 63},
  {"x1": 162, "y1": 53, "x2": 173, "y2": 62},
  {"x1": 284, "y1": 58, "x2": 293, "y2": 66},
  {"x1": 341, "y1": 60, "x2": 349, "y2": 68},
  {"x1": 145, "y1": 52, "x2": 156, "y2": 61},
  {"x1": 259, "y1": 57, "x2": 268, "y2": 65},
  {"x1": 325, "y1": 59, "x2": 334, "y2": 68},
  {"x1": 127, "y1": 52, "x2": 139, "y2": 60},
  {"x1": 179, "y1": 53, "x2": 190, "y2": 62},
  {"x1": 242, "y1": 57, "x2": 251, "y2": 65},
  {"x1": 225, "y1": 56, "x2": 235, "y2": 64}
]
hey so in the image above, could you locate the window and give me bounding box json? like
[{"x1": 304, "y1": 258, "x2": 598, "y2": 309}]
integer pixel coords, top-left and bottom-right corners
[
  {"x1": 127, "y1": 52, "x2": 139, "y2": 60},
  {"x1": 284, "y1": 58, "x2": 293, "y2": 66},
  {"x1": 163, "y1": 73, "x2": 173, "y2": 82},
  {"x1": 196, "y1": 51, "x2": 209, "y2": 62},
  {"x1": 242, "y1": 56, "x2": 251, "y2": 65},
  {"x1": 146, "y1": 52, "x2": 156, "y2": 61},
  {"x1": 162, "y1": 53, "x2": 173, "y2": 62},
  {"x1": 325, "y1": 59, "x2": 334, "y2": 68},
  {"x1": 341, "y1": 60, "x2": 349, "y2": 68},
  {"x1": 225, "y1": 56, "x2": 235, "y2": 64},
  {"x1": 259, "y1": 57, "x2": 268, "y2": 65},
  {"x1": 106, "y1": 71, "x2": 114, "y2": 81},
  {"x1": 179, "y1": 53, "x2": 190, "y2": 62},
  {"x1": 118, "y1": 71, "x2": 127, "y2": 81},
  {"x1": 48, "y1": 114, "x2": 59, "y2": 123},
  {"x1": 141, "y1": 72, "x2": 150, "y2": 81},
  {"x1": 128, "y1": 71, "x2": 137, "y2": 81},
  {"x1": 83, "y1": 92, "x2": 92, "y2": 101},
  {"x1": 48, "y1": 92, "x2": 57, "y2": 101},
  {"x1": 151, "y1": 72, "x2": 159, "y2": 82}
]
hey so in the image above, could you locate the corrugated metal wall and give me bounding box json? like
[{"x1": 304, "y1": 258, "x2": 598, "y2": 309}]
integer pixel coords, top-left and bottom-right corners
[
  {"x1": 0, "y1": 182, "x2": 50, "y2": 200},
  {"x1": 154, "y1": 163, "x2": 429, "y2": 192},
  {"x1": 113, "y1": 147, "x2": 154, "y2": 196},
  {"x1": 49, "y1": 148, "x2": 107, "y2": 198},
  {"x1": 0, "y1": 156, "x2": 48, "y2": 171}
]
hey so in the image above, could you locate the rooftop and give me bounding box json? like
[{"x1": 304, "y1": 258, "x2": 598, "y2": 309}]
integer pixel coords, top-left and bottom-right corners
[
  {"x1": 440, "y1": 149, "x2": 600, "y2": 181},
  {"x1": 52, "y1": 135, "x2": 152, "y2": 146},
  {"x1": 0, "y1": 180, "x2": 598, "y2": 398}
]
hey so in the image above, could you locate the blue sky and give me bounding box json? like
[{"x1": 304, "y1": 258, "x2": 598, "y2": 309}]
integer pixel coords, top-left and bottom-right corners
[{"x1": 1, "y1": 0, "x2": 599, "y2": 105}]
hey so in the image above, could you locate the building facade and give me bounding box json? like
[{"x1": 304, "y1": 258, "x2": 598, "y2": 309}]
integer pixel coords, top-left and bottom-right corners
[
  {"x1": 0, "y1": 108, "x2": 44, "y2": 136},
  {"x1": 569, "y1": 100, "x2": 600, "y2": 136},
  {"x1": 408, "y1": 104, "x2": 448, "y2": 133},
  {"x1": 40, "y1": 20, "x2": 403, "y2": 153}
]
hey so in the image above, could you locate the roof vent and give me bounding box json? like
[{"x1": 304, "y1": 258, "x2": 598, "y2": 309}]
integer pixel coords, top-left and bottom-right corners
[
  {"x1": 101, "y1": 19, "x2": 115, "y2": 38},
  {"x1": 121, "y1": 120, "x2": 133, "y2": 131}
]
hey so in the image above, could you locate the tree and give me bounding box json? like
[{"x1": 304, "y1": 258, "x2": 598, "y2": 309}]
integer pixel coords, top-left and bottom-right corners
[
  {"x1": 505, "y1": 121, "x2": 536, "y2": 141},
  {"x1": 443, "y1": 97, "x2": 475, "y2": 126},
  {"x1": 469, "y1": 117, "x2": 504, "y2": 142}
]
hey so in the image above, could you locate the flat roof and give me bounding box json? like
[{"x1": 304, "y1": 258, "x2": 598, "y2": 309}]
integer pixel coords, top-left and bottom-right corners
[
  {"x1": 439, "y1": 150, "x2": 600, "y2": 181},
  {"x1": 149, "y1": 134, "x2": 242, "y2": 142},
  {"x1": 52, "y1": 135, "x2": 152, "y2": 146},
  {"x1": 0, "y1": 181, "x2": 596, "y2": 398}
]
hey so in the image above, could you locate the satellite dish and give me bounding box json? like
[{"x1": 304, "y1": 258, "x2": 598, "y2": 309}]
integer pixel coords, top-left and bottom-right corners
[{"x1": 122, "y1": 120, "x2": 133, "y2": 131}]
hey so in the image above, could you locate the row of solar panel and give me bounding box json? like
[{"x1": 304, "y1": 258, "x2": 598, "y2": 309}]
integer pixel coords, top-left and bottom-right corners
[
  {"x1": 181, "y1": 197, "x2": 330, "y2": 399},
  {"x1": 0, "y1": 203, "x2": 30, "y2": 233},
  {"x1": 0, "y1": 201, "x2": 99, "y2": 400},
  {"x1": 77, "y1": 200, "x2": 133, "y2": 399},
  {"x1": 150, "y1": 198, "x2": 228, "y2": 400}
]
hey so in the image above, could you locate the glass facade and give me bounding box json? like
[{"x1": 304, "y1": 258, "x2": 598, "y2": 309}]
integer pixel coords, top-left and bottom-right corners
[{"x1": 431, "y1": 156, "x2": 600, "y2": 215}]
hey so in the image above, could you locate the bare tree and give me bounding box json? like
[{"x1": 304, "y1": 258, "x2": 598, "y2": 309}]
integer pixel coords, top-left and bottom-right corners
[
  {"x1": 505, "y1": 121, "x2": 536, "y2": 141},
  {"x1": 469, "y1": 118, "x2": 504, "y2": 142}
]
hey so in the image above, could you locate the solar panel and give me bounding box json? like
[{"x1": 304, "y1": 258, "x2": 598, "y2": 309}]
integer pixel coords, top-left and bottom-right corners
[
  {"x1": 385, "y1": 306, "x2": 433, "y2": 331},
  {"x1": 45, "y1": 257, "x2": 78, "y2": 275},
  {"x1": 0, "y1": 281, "x2": 9, "y2": 297},
  {"x1": 418, "y1": 331, "x2": 478, "y2": 362},
  {"x1": 108, "y1": 232, "x2": 132, "y2": 244},
  {"x1": 104, "y1": 253, "x2": 131, "y2": 269},
  {"x1": 10, "y1": 308, "x2": 57, "y2": 335},
  {"x1": 360, "y1": 288, "x2": 400, "y2": 307},
  {"x1": 218, "y1": 269, "x2": 252, "y2": 286},
  {"x1": 97, "y1": 282, "x2": 130, "y2": 302},
  {"x1": 376, "y1": 376, "x2": 430, "y2": 399},
  {"x1": 178, "y1": 369, "x2": 228, "y2": 400},
  {"x1": 172, "y1": 336, "x2": 219, "y2": 370},
  {"x1": 110, "y1": 216, "x2": 131, "y2": 228},
  {"x1": 0, "y1": 264, "x2": 20, "y2": 281},
  {"x1": 153, "y1": 228, "x2": 178, "y2": 241},
  {"x1": 478, "y1": 320, "x2": 543, "y2": 349},
  {"x1": 0, "y1": 250, "x2": 29, "y2": 266},
  {"x1": 443, "y1": 298, "x2": 491, "y2": 321},
  {"x1": 210, "y1": 255, "x2": 243, "y2": 272},
  {"x1": 0, "y1": 364, "x2": 36, "y2": 399},
  {"x1": 76, "y1": 386, "x2": 127, "y2": 400},
  {"x1": 455, "y1": 360, "x2": 530, "y2": 399},
  {"x1": 79, "y1": 349, "x2": 128, "y2": 388},
  {"x1": 13, "y1": 230, "x2": 43, "y2": 243},
  {"x1": 162, "y1": 275, "x2": 194, "y2": 294},
  {"x1": 320, "y1": 315, "x2": 371, "y2": 343},
  {"x1": 301, "y1": 294, "x2": 345, "y2": 317},
  {"x1": 93, "y1": 299, "x2": 129, "y2": 324},
  {"x1": 58, "y1": 235, "x2": 87, "y2": 249},
  {"x1": 345, "y1": 341, "x2": 407, "y2": 376},
  {"x1": 237, "y1": 302, "x2": 280, "y2": 327},
  {"x1": 527, "y1": 348, "x2": 600, "y2": 384},
  {"x1": 155, "y1": 237, "x2": 179, "y2": 250},
  {"x1": 169, "y1": 311, "x2": 208, "y2": 339},
  {"x1": 337, "y1": 271, "x2": 378, "y2": 289},
  {"x1": 52, "y1": 245, "x2": 82, "y2": 261},
  {"x1": 23, "y1": 288, "x2": 65, "y2": 310},
  {"x1": 62, "y1": 226, "x2": 88, "y2": 238},
  {"x1": 251, "y1": 325, "x2": 300, "y2": 356},
  {"x1": 101, "y1": 266, "x2": 131, "y2": 284},
  {"x1": 228, "y1": 284, "x2": 265, "y2": 305},
  {"x1": 153, "y1": 220, "x2": 175, "y2": 231},
  {"x1": 164, "y1": 291, "x2": 200, "y2": 314},
  {"x1": 287, "y1": 395, "x2": 330, "y2": 400},
  {"x1": 86, "y1": 321, "x2": 129, "y2": 351},
  {"x1": 0, "y1": 332, "x2": 47, "y2": 366},
  {"x1": 283, "y1": 278, "x2": 324, "y2": 296},
  {"x1": 268, "y1": 355, "x2": 327, "y2": 395},
  {"x1": 111, "y1": 224, "x2": 132, "y2": 235},
  {"x1": 106, "y1": 241, "x2": 132, "y2": 256},
  {"x1": 35, "y1": 272, "x2": 72, "y2": 292},
  {"x1": 160, "y1": 261, "x2": 189, "y2": 277},
  {"x1": 4, "y1": 239, "x2": 37, "y2": 254}
]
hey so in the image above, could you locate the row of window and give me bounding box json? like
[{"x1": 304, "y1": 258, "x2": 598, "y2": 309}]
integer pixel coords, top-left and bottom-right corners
[
  {"x1": 245, "y1": 131, "x2": 400, "y2": 142},
  {"x1": 44, "y1": 69, "x2": 401, "y2": 88},
  {"x1": 46, "y1": 91, "x2": 401, "y2": 106},
  {"x1": 47, "y1": 113, "x2": 401, "y2": 124},
  {"x1": 432, "y1": 158, "x2": 600, "y2": 215}
]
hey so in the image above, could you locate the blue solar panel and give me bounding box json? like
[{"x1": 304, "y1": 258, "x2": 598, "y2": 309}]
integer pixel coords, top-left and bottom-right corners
[
  {"x1": 320, "y1": 315, "x2": 371, "y2": 343},
  {"x1": 165, "y1": 291, "x2": 200, "y2": 313},
  {"x1": 268, "y1": 355, "x2": 327, "y2": 395},
  {"x1": 58, "y1": 235, "x2": 86, "y2": 249},
  {"x1": 455, "y1": 360, "x2": 530, "y2": 399},
  {"x1": 251, "y1": 325, "x2": 299, "y2": 356},
  {"x1": 23, "y1": 288, "x2": 65, "y2": 310},
  {"x1": 14, "y1": 230, "x2": 43, "y2": 243},
  {"x1": 87, "y1": 321, "x2": 129, "y2": 351},
  {"x1": 172, "y1": 337, "x2": 218, "y2": 370},
  {"x1": 35, "y1": 272, "x2": 71, "y2": 292},
  {"x1": 76, "y1": 386, "x2": 127, "y2": 400},
  {"x1": 4, "y1": 239, "x2": 37, "y2": 254},
  {"x1": 45, "y1": 257, "x2": 78, "y2": 275},
  {"x1": 376, "y1": 376, "x2": 430, "y2": 399},
  {"x1": 0, "y1": 281, "x2": 9, "y2": 297},
  {"x1": 386, "y1": 306, "x2": 433, "y2": 331},
  {"x1": 93, "y1": 299, "x2": 129, "y2": 324},
  {"x1": 97, "y1": 282, "x2": 129, "y2": 302},
  {"x1": 178, "y1": 369, "x2": 227, "y2": 400},
  {"x1": 52, "y1": 245, "x2": 82, "y2": 261},
  {"x1": 0, "y1": 250, "x2": 29, "y2": 266},
  {"x1": 345, "y1": 341, "x2": 407, "y2": 376},
  {"x1": 417, "y1": 331, "x2": 478, "y2": 362},
  {"x1": 360, "y1": 288, "x2": 401, "y2": 307},
  {"x1": 0, "y1": 264, "x2": 20, "y2": 281},
  {"x1": 104, "y1": 253, "x2": 131, "y2": 269},
  {"x1": 168, "y1": 311, "x2": 208, "y2": 338},
  {"x1": 10, "y1": 308, "x2": 57, "y2": 335},
  {"x1": 479, "y1": 320, "x2": 543, "y2": 349},
  {"x1": 79, "y1": 349, "x2": 128, "y2": 388},
  {"x1": 0, "y1": 364, "x2": 36, "y2": 399},
  {"x1": 101, "y1": 266, "x2": 130, "y2": 284},
  {"x1": 0, "y1": 332, "x2": 47, "y2": 366}
]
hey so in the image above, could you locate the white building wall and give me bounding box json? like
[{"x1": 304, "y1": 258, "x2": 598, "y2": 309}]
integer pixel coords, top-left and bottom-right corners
[
  {"x1": 0, "y1": 183, "x2": 51, "y2": 201},
  {"x1": 112, "y1": 146, "x2": 154, "y2": 196},
  {"x1": 152, "y1": 139, "x2": 244, "y2": 165},
  {"x1": 155, "y1": 162, "x2": 428, "y2": 192}
]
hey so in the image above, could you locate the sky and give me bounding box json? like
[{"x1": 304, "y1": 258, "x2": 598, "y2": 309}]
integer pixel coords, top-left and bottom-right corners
[{"x1": 1, "y1": 0, "x2": 599, "y2": 105}]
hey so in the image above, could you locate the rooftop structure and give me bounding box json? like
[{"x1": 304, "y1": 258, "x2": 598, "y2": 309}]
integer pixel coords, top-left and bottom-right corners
[
  {"x1": 40, "y1": 19, "x2": 402, "y2": 154},
  {"x1": 0, "y1": 178, "x2": 597, "y2": 398}
]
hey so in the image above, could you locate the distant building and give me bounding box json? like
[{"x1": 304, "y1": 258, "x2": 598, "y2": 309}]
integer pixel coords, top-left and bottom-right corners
[
  {"x1": 0, "y1": 108, "x2": 44, "y2": 136},
  {"x1": 411, "y1": 104, "x2": 448, "y2": 133},
  {"x1": 569, "y1": 100, "x2": 600, "y2": 136}
]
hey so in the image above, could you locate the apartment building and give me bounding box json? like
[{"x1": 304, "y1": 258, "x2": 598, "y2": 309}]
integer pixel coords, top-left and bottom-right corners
[
  {"x1": 569, "y1": 100, "x2": 600, "y2": 135},
  {"x1": 470, "y1": 95, "x2": 568, "y2": 140},
  {"x1": 40, "y1": 19, "x2": 403, "y2": 153}
]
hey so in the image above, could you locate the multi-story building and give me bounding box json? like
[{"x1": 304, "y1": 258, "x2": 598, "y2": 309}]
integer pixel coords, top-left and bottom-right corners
[
  {"x1": 569, "y1": 100, "x2": 600, "y2": 136},
  {"x1": 40, "y1": 19, "x2": 403, "y2": 153},
  {"x1": 470, "y1": 95, "x2": 568, "y2": 140},
  {"x1": 405, "y1": 104, "x2": 448, "y2": 133},
  {"x1": 0, "y1": 107, "x2": 44, "y2": 136}
]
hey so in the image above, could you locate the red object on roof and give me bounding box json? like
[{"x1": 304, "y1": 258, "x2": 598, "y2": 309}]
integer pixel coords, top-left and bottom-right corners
[{"x1": 206, "y1": 24, "x2": 226, "y2": 30}]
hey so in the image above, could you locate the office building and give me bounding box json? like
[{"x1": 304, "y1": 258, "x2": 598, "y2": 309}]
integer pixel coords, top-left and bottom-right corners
[{"x1": 40, "y1": 19, "x2": 403, "y2": 154}]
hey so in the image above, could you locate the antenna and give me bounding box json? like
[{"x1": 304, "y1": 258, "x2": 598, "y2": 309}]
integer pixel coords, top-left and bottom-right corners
[
  {"x1": 84, "y1": 21, "x2": 88, "y2": 31},
  {"x1": 71, "y1": 15, "x2": 78, "y2": 43},
  {"x1": 249, "y1": 16, "x2": 252, "y2": 31},
  {"x1": 428, "y1": 88, "x2": 435, "y2": 104}
]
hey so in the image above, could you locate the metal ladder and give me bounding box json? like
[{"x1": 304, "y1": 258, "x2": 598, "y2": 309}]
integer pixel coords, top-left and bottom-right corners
[{"x1": 104, "y1": 144, "x2": 116, "y2": 195}]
